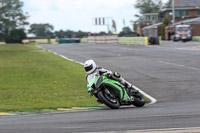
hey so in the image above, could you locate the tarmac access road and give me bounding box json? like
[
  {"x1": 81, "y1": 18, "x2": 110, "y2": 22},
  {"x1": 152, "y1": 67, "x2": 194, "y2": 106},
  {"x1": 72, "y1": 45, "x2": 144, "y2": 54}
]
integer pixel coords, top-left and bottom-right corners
[{"x1": 1, "y1": 41, "x2": 200, "y2": 133}]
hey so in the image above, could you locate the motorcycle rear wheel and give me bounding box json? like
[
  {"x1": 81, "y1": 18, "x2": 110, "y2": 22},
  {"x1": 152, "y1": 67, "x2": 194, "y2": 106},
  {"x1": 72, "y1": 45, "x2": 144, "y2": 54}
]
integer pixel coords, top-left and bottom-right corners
[{"x1": 97, "y1": 90, "x2": 120, "y2": 109}]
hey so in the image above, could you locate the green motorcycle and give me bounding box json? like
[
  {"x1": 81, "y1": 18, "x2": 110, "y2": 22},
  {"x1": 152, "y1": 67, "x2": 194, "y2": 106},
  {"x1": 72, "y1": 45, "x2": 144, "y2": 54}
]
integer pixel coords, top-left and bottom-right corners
[{"x1": 88, "y1": 74, "x2": 145, "y2": 109}]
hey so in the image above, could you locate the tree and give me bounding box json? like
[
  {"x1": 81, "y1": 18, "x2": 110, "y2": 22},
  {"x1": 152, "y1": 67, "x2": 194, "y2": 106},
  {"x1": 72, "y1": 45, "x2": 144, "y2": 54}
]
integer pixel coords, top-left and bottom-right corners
[
  {"x1": 64, "y1": 30, "x2": 74, "y2": 38},
  {"x1": 54, "y1": 30, "x2": 65, "y2": 38},
  {"x1": 118, "y1": 27, "x2": 137, "y2": 37},
  {"x1": 28, "y1": 23, "x2": 54, "y2": 38},
  {"x1": 98, "y1": 31, "x2": 107, "y2": 36},
  {"x1": 0, "y1": 0, "x2": 28, "y2": 43},
  {"x1": 75, "y1": 30, "x2": 88, "y2": 38},
  {"x1": 5, "y1": 29, "x2": 26, "y2": 43},
  {"x1": 161, "y1": 17, "x2": 169, "y2": 40},
  {"x1": 135, "y1": 0, "x2": 162, "y2": 14},
  {"x1": 134, "y1": 0, "x2": 163, "y2": 21},
  {"x1": 54, "y1": 30, "x2": 89, "y2": 38}
]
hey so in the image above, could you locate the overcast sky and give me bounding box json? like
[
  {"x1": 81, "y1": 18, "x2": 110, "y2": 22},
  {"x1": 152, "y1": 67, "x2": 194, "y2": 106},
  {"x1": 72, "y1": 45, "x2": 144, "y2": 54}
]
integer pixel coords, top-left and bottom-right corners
[{"x1": 22, "y1": 0, "x2": 169, "y2": 33}]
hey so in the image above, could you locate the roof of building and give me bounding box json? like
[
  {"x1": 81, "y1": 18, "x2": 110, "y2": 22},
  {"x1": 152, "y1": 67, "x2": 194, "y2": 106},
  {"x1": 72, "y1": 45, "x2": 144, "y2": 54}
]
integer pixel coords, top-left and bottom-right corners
[
  {"x1": 167, "y1": 0, "x2": 200, "y2": 8},
  {"x1": 142, "y1": 23, "x2": 162, "y2": 30},
  {"x1": 166, "y1": 17, "x2": 200, "y2": 28},
  {"x1": 143, "y1": 13, "x2": 159, "y2": 16}
]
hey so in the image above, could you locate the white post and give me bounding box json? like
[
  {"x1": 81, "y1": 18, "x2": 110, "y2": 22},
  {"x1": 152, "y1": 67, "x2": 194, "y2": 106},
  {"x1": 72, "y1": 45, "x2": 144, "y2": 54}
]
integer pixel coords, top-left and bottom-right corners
[{"x1": 172, "y1": 0, "x2": 175, "y2": 24}]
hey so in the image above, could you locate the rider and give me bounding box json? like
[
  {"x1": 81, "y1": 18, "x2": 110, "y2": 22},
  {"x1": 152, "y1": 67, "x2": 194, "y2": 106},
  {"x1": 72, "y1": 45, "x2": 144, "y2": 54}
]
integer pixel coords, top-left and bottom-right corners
[{"x1": 84, "y1": 59, "x2": 138, "y2": 94}]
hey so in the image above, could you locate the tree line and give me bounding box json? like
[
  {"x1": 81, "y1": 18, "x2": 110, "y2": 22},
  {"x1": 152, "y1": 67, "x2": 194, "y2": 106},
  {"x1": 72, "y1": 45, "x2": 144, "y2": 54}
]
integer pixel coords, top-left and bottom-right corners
[
  {"x1": 28, "y1": 24, "x2": 89, "y2": 39},
  {"x1": 0, "y1": 0, "x2": 166, "y2": 43}
]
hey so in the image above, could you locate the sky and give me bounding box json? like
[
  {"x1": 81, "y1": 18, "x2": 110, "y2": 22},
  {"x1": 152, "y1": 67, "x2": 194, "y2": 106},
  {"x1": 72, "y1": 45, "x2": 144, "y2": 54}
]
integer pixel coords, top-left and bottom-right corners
[{"x1": 22, "y1": 0, "x2": 169, "y2": 33}]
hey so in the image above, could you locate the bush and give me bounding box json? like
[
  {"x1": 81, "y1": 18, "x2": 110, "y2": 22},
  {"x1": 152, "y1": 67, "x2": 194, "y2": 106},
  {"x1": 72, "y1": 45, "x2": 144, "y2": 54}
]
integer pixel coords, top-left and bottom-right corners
[{"x1": 5, "y1": 29, "x2": 27, "y2": 43}]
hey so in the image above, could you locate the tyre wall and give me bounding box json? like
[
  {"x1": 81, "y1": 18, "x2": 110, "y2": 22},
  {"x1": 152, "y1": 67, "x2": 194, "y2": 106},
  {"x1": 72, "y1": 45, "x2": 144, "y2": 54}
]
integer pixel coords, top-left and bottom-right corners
[{"x1": 118, "y1": 37, "x2": 148, "y2": 45}]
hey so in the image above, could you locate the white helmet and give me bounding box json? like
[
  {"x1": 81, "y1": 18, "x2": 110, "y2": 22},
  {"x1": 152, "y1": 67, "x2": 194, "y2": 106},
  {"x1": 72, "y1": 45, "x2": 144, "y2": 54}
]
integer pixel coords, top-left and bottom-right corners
[{"x1": 84, "y1": 60, "x2": 97, "y2": 74}]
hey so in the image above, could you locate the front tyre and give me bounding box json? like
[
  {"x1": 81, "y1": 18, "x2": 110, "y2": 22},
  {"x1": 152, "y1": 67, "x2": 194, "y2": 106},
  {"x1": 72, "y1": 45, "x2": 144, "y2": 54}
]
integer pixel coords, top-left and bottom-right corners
[
  {"x1": 97, "y1": 90, "x2": 120, "y2": 109},
  {"x1": 132, "y1": 91, "x2": 145, "y2": 107}
]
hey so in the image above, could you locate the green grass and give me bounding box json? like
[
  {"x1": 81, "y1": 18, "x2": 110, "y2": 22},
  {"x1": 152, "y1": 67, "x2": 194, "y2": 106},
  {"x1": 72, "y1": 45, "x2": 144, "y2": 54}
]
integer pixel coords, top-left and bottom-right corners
[{"x1": 0, "y1": 44, "x2": 98, "y2": 112}]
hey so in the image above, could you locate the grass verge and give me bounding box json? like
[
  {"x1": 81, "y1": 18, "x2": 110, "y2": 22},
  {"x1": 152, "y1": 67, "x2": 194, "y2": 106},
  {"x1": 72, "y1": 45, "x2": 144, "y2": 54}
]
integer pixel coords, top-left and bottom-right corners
[{"x1": 0, "y1": 44, "x2": 98, "y2": 112}]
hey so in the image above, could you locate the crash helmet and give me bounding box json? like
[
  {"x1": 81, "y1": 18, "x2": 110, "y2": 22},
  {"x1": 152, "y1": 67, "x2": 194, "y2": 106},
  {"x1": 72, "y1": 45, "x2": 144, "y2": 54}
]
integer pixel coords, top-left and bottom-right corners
[{"x1": 84, "y1": 60, "x2": 97, "y2": 74}]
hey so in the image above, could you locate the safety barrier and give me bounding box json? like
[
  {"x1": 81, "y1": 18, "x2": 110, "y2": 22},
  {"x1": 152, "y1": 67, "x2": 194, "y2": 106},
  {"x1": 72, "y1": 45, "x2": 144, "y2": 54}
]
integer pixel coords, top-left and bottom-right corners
[
  {"x1": 118, "y1": 37, "x2": 148, "y2": 45},
  {"x1": 159, "y1": 36, "x2": 161, "y2": 45},
  {"x1": 192, "y1": 36, "x2": 200, "y2": 41},
  {"x1": 22, "y1": 39, "x2": 58, "y2": 44},
  {"x1": 0, "y1": 42, "x2": 6, "y2": 45},
  {"x1": 22, "y1": 36, "x2": 162, "y2": 45},
  {"x1": 88, "y1": 35, "x2": 118, "y2": 44},
  {"x1": 80, "y1": 38, "x2": 88, "y2": 43},
  {"x1": 58, "y1": 39, "x2": 80, "y2": 44}
]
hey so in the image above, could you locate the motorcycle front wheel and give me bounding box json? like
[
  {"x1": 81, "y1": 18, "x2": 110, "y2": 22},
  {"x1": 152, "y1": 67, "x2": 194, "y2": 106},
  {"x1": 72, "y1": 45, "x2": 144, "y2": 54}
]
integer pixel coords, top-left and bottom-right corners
[
  {"x1": 97, "y1": 90, "x2": 120, "y2": 109},
  {"x1": 132, "y1": 91, "x2": 145, "y2": 107}
]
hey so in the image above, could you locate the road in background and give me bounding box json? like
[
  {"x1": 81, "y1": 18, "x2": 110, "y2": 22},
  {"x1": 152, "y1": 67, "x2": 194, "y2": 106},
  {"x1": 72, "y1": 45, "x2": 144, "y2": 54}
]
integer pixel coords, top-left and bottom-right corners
[{"x1": 1, "y1": 41, "x2": 200, "y2": 133}]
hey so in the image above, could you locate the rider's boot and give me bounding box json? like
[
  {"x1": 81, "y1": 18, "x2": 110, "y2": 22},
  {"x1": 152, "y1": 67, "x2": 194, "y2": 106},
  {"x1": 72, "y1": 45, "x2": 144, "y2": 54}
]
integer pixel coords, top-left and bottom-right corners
[
  {"x1": 125, "y1": 82, "x2": 137, "y2": 91},
  {"x1": 124, "y1": 82, "x2": 139, "y2": 96},
  {"x1": 129, "y1": 87, "x2": 139, "y2": 94}
]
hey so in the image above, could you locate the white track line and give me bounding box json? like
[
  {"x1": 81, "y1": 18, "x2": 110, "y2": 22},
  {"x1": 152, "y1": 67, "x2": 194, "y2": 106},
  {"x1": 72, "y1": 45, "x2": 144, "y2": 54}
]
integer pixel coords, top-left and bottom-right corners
[
  {"x1": 85, "y1": 127, "x2": 200, "y2": 133},
  {"x1": 131, "y1": 85, "x2": 157, "y2": 104},
  {"x1": 37, "y1": 45, "x2": 157, "y2": 104},
  {"x1": 130, "y1": 127, "x2": 200, "y2": 132},
  {"x1": 157, "y1": 60, "x2": 200, "y2": 71}
]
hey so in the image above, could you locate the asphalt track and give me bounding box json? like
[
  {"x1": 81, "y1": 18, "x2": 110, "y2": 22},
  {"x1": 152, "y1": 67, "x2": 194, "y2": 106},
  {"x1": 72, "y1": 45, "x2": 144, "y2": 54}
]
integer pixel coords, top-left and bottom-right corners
[{"x1": 1, "y1": 41, "x2": 200, "y2": 133}]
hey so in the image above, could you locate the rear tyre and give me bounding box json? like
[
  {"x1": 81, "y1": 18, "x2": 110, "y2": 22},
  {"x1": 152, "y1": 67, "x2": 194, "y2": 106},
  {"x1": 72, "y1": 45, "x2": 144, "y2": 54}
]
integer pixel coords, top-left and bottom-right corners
[
  {"x1": 97, "y1": 90, "x2": 120, "y2": 109},
  {"x1": 132, "y1": 91, "x2": 145, "y2": 107}
]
